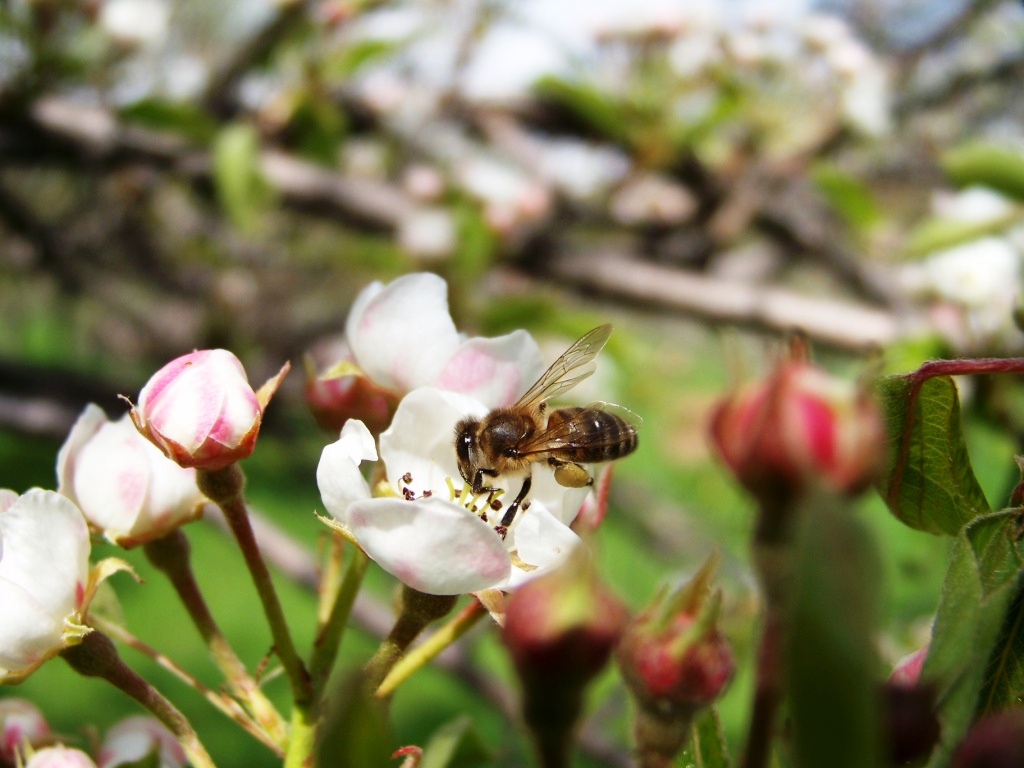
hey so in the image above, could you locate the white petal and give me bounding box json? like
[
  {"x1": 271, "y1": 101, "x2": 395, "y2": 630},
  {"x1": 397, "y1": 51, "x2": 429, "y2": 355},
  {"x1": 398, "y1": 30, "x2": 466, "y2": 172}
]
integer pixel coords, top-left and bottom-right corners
[
  {"x1": 347, "y1": 496, "x2": 510, "y2": 595},
  {"x1": 379, "y1": 387, "x2": 489, "y2": 496},
  {"x1": 527, "y1": 468, "x2": 590, "y2": 526},
  {"x1": 433, "y1": 330, "x2": 544, "y2": 408},
  {"x1": 71, "y1": 418, "x2": 150, "y2": 534},
  {"x1": 505, "y1": 503, "x2": 580, "y2": 590},
  {"x1": 345, "y1": 273, "x2": 461, "y2": 392},
  {"x1": 56, "y1": 404, "x2": 108, "y2": 501},
  {"x1": 0, "y1": 490, "x2": 17, "y2": 515},
  {"x1": 0, "y1": 579, "x2": 63, "y2": 674},
  {"x1": 0, "y1": 491, "x2": 89, "y2": 619},
  {"x1": 317, "y1": 421, "x2": 375, "y2": 522}
]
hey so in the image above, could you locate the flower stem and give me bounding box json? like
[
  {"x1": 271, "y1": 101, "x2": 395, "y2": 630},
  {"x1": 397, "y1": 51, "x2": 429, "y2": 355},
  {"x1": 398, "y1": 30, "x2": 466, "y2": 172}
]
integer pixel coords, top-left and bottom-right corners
[
  {"x1": 196, "y1": 466, "x2": 311, "y2": 707},
  {"x1": 144, "y1": 529, "x2": 287, "y2": 746},
  {"x1": 740, "y1": 496, "x2": 797, "y2": 768},
  {"x1": 284, "y1": 545, "x2": 369, "y2": 768},
  {"x1": 375, "y1": 599, "x2": 486, "y2": 698},
  {"x1": 62, "y1": 631, "x2": 217, "y2": 768},
  {"x1": 363, "y1": 587, "x2": 458, "y2": 694},
  {"x1": 93, "y1": 616, "x2": 282, "y2": 755}
]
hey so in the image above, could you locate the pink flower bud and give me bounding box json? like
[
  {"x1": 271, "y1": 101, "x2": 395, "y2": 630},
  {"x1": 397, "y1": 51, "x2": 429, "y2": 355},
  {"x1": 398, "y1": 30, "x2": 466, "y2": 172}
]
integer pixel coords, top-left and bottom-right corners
[
  {"x1": 98, "y1": 716, "x2": 185, "y2": 768},
  {"x1": 23, "y1": 746, "x2": 97, "y2": 768},
  {"x1": 708, "y1": 358, "x2": 883, "y2": 499},
  {"x1": 615, "y1": 554, "x2": 733, "y2": 764},
  {"x1": 889, "y1": 645, "x2": 928, "y2": 687},
  {"x1": 0, "y1": 699, "x2": 49, "y2": 764},
  {"x1": 502, "y1": 555, "x2": 627, "y2": 766},
  {"x1": 303, "y1": 351, "x2": 395, "y2": 436},
  {"x1": 130, "y1": 350, "x2": 288, "y2": 471}
]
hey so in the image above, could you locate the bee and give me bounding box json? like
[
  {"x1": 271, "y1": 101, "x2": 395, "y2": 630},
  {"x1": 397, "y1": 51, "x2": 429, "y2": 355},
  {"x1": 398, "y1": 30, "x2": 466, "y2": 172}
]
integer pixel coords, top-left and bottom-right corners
[{"x1": 454, "y1": 324, "x2": 638, "y2": 530}]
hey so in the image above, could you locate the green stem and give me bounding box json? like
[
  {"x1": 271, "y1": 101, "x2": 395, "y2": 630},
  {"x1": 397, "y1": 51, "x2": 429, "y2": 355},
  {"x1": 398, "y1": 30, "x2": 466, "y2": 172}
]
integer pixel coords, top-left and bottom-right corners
[
  {"x1": 197, "y1": 466, "x2": 311, "y2": 706},
  {"x1": 284, "y1": 545, "x2": 369, "y2": 768},
  {"x1": 740, "y1": 496, "x2": 797, "y2": 768},
  {"x1": 375, "y1": 599, "x2": 486, "y2": 698},
  {"x1": 93, "y1": 616, "x2": 281, "y2": 754},
  {"x1": 363, "y1": 587, "x2": 458, "y2": 694},
  {"x1": 145, "y1": 529, "x2": 287, "y2": 746},
  {"x1": 62, "y1": 631, "x2": 217, "y2": 768}
]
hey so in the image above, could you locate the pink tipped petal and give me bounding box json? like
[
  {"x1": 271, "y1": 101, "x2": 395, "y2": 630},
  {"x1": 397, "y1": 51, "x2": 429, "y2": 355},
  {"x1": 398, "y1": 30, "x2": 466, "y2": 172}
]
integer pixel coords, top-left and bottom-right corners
[
  {"x1": 346, "y1": 496, "x2": 511, "y2": 595},
  {"x1": 71, "y1": 420, "x2": 150, "y2": 534},
  {"x1": 434, "y1": 330, "x2": 545, "y2": 408},
  {"x1": 317, "y1": 420, "x2": 376, "y2": 522},
  {"x1": 0, "y1": 490, "x2": 18, "y2": 515},
  {"x1": 346, "y1": 274, "x2": 461, "y2": 392}
]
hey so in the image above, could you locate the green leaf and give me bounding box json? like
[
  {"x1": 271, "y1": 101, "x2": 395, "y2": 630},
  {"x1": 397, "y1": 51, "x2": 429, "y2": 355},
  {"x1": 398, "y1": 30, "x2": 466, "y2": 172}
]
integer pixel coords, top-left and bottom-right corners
[
  {"x1": 902, "y1": 212, "x2": 1024, "y2": 259},
  {"x1": 876, "y1": 374, "x2": 991, "y2": 535},
  {"x1": 942, "y1": 143, "x2": 1024, "y2": 202},
  {"x1": 118, "y1": 98, "x2": 218, "y2": 143},
  {"x1": 418, "y1": 716, "x2": 491, "y2": 768},
  {"x1": 811, "y1": 163, "x2": 882, "y2": 231},
  {"x1": 534, "y1": 76, "x2": 628, "y2": 145},
  {"x1": 212, "y1": 123, "x2": 274, "y2": 232},
  {"x1": 679, "y1": 707, "x2": 732, "y2": 768},
  {"x1": 786, "y1": 492, "x2": 883, "y2": 768},
  {"x1": 922, "y1": 509, "x2": 1024, "y2": 767}
]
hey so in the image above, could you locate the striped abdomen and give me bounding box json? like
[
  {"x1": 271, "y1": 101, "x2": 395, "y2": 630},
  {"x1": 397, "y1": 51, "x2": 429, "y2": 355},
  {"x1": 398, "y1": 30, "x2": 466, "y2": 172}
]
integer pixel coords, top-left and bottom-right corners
[{"x1": 544, "y1": 407, "x2": 638, "y2": 463}]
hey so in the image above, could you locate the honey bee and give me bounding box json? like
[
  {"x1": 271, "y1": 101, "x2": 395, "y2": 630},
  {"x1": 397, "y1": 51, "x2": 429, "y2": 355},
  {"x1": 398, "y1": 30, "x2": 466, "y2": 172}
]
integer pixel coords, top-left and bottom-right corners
[{"x1": 454, "y1": 324, "x2": 638, "y2": 530}]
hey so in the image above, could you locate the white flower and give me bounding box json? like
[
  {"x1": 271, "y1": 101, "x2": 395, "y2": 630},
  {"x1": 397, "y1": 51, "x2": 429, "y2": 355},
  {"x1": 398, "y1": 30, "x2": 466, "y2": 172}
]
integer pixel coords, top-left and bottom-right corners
[
  {"x1": 344, "y1": 273, "x2": 543, "y2": 407},
  {"x1": 57, "y1": 405, "x2": 206, "y2": 548},
  {"x1": 0, "y1": 490, "x2": 91, "y2": 683},
  {"x1": 318, "y1": 389, "x2": 586, "y2": 596},
  {"x1": 925, "y1": 237, "x2": 1021, "y2": 308},
  {"x1": 99, "y1": 0, "x2": 170, "y2": 50},
  {"x1": 98, "y1": 716, "x2": 185, "y2": 768}
]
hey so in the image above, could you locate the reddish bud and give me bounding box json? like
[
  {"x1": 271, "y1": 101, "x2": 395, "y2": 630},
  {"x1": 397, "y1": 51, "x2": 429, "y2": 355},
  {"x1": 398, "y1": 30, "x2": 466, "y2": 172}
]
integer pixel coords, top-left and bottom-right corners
[
  {"x1": 952, "y1": 709, "x2": 1024, "y2": 768},
  {"x1": 129, "y1": 350, "x2": 288, "y2": 471},
  {"x1": 880, "y1": 680, "x2": 940, "y2": 766},
  {"x1": 889, "y1": 645, "x2": 928, "y2": 688},
  {"x1": 616, "y1": 554, "x2": 734, "y2": 764},
  {"x1": 709, "y1": 357, "x2": 882, "y2": 500},
  {"x1": 303, "y1": 352, "x2": 396, "y2": 435},
  {"x1": 503, "y1": 553, "x2": 627, "y2": 767}
]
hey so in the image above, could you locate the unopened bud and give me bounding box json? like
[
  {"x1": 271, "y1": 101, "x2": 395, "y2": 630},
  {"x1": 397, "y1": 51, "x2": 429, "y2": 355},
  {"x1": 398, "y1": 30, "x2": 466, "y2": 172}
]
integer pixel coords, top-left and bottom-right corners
[
  {"x1": 880, "y1": 680, "x2": 939, "y2": 766},
  {"x1": 709, "y1": 354, "x2": 882, "y2": 500},
  {"x1": 503, "y1": 553, "x2": 627, "y2": 767},
  {"x1": 303, "y1": 353, "x2": 395, "y2": 435},
  {"x1": 129, "y1": 350, "x2": 288, "y2": 471},
  {"x1": 616, "y1": 554, "x2": 734, "y2": 765}
]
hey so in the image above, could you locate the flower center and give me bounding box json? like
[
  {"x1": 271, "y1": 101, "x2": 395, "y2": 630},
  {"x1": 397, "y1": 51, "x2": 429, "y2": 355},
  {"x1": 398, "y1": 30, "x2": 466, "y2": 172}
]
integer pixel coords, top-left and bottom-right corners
[{"x1": 393, "y1": 471, "x2": 533, "y2": 540}]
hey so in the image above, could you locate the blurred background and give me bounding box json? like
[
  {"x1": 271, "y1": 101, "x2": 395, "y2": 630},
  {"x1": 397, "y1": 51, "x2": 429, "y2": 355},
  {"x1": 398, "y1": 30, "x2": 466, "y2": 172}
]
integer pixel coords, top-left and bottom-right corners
[{"x1": 3, "y1": 0, "x2": 1024, "y2": 765}]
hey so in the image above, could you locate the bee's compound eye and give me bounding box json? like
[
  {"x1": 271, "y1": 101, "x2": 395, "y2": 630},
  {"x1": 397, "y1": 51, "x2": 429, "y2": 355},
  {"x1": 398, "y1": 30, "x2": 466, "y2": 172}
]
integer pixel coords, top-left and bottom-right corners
[{"x1": 455, "y1": 422, "x2": 476, "y2": 464}]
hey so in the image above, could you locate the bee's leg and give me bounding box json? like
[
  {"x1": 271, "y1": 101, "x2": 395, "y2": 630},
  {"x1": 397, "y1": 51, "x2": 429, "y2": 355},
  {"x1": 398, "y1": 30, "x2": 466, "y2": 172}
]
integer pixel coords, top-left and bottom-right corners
[
  {"x1": 500, "y1": 475, "x2": 532, "y2": 527},
  {"x1": 472, "y1": 468, "x2": 501, "y2": 495},
  {"x1": 548, "y1": 458, "x2": 593, "y2": 488}
]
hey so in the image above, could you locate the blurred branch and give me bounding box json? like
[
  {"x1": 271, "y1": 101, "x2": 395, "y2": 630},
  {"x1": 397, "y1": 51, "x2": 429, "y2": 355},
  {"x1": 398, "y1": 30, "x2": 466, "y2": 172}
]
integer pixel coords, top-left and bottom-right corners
[
  {"x1": 543, "y1": 249, "x2": 906, "y2": 351},
  {"x1": 202, "y1": 0, "x2": 308, "y2": 117},
  {"x1": 2, "y1": 97, "x2": 416, "y2": 231}
]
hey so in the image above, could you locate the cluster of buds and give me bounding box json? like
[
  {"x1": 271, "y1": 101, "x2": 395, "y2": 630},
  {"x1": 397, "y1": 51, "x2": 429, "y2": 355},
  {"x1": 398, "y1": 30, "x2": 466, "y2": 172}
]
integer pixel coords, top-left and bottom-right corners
[
  {"x1": 708, "y1": 346, "x2": 883, "y2": 502},
  {"x1": 615, "y1": 554, "x2": 734, "y2": 766}
]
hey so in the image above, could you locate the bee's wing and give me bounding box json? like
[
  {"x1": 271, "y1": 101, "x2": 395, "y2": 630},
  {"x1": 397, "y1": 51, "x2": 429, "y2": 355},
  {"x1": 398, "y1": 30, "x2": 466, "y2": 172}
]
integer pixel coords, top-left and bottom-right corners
[
  {"x1": 517, "y1": 402, "x2": 640, "y2": 456},
  {"x1": 513, "y1": 325, "x2": 613, "y2": 411}
]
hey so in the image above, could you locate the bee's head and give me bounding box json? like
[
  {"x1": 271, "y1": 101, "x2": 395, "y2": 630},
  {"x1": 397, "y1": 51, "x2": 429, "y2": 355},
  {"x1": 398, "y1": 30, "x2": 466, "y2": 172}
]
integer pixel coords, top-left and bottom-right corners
[{"x1": 454, "y1": 418, "x2": 478, "y2": 484}]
